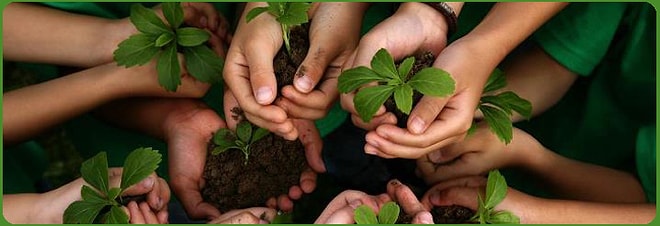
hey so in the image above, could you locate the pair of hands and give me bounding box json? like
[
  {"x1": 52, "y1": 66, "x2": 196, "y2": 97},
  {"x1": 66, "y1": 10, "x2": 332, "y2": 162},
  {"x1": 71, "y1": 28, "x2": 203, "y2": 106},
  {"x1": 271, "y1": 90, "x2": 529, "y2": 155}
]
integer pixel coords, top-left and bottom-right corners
[{"x1": 340, "y1": 2, "x2": 490, "y2": 159}]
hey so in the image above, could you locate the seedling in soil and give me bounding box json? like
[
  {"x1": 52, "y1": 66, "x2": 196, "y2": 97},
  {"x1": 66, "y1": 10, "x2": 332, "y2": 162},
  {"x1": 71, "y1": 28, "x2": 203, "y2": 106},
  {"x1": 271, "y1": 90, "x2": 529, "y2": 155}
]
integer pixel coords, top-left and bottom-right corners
[
  {"x1": 354, "y1": 201, "x2": 401, "y2": 224},
  {"x1": 338, "y1": 48, "x2": 531, "y2": 144},
  {"x1": 63, "y1": 147, "x2": 162, "y2": 224},
  {"x1": 246, "y1": 2, "x2": 311, "y2": 56},
  {"x1": 471, "y1": 170, "x2": 520, "y2": 224},
  {"x1": 114, "y1": 2, "x2": 224, "y2": 92},
  {"x1": 211, "y1": 120, "x2": 270, "y2": 164},
  {"x1": 338, "y1": 48, "x2": 456, "y2": 123}
]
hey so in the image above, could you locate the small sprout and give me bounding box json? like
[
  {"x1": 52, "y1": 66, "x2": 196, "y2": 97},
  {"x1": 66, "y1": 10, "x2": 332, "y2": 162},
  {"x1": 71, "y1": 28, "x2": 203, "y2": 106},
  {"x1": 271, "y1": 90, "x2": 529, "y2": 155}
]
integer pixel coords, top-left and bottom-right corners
[
  {"x1": 114, "y1": 2, "x2": 223, "y2": 92},
  {"x1": 246, "y1": 2, "x2": 310, "y2": 56},
  {"x1": 338, "y1": 48, "x2": 455, "y2": 123},
  {"x1": 211, "y1": 120, "x2": 270, "y2": 165},
  {"x1": 470, "y1": 170, "x2": 520, "y2": 224},
  {"x1": 63, "y1": 148, "x2": 162, "y2": 224},
  {"x1": 354, "y1": 201, "x2": 400, "y2": 224}
]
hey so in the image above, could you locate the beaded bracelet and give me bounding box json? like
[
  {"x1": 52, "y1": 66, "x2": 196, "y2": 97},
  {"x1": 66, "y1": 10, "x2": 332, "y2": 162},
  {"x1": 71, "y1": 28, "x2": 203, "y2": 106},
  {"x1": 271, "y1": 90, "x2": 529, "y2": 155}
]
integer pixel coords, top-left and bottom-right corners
[{"x1": 423, "y1": 2, "x2": 458, "y2": 38}]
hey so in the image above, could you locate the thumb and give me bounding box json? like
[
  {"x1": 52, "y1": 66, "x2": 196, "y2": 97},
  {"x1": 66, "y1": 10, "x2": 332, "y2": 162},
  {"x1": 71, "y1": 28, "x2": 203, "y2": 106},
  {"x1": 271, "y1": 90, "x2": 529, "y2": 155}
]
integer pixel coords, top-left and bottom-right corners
[
  {"x1": 293, "y1": 42, "x2": 341, "y2": 93},
  {"x1": 407, "y1": 95, "x2": 449, "y2": 134},
  {"x1": 121, "y1": 173, "x2": 157, "y2": 197}
]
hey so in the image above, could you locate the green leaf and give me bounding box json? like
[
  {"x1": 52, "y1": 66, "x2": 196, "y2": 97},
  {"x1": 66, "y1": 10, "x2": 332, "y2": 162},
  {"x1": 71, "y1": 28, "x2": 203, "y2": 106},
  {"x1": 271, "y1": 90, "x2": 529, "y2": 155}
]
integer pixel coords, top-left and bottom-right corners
[
  {"x1": 271, "y1": 211, "x2": 293, "y2": 224},
  {"x1": 157, "y1": 43, "x2": 181, "y2": 92},
  {"x1": 108, "y1": 187, "x2": 122, "y2": 201},
  {"x1": 212, "y1": 128, "x2": 236, "y2": 146},
  {"x1": 483, "y1": 68, "x2": 506, "y2": 94},
  {"x1": 354, "y1": 205, "x2": 378, "y2": 224},
  {"x1": 120, "y1": 147, "x2": 162, "y2": 190},
  {"x1": 488, "y1": 210, "x2": 520, "y2": 224},
  {"x1": 378, "y1": 201, "x2": 400, "y2": 224},
  {"x1": 162, "y1": 2, "x2": 183, "y2": 29},
  {"x1": 81, "y1": 185, "x2": 111, "y2": 205},
  {"x1": 129, "y1": 4, "x2": 170, "y2": 35},
  {"x1": 184, "y1": 45, "x2": 224, "y2": 83},
  {"x1": 484, "y1": 170, "x2": 508, "y2": 210},
  {"x1": 154, "y1": 32, "x2": 174, "y2": 47},
  {"x1": 63, "y1": 200, "x2": 107, "y2": 224},
  {"x1": 251, "y1": 127, "x2": 270, "y2": 143},
  {"x1": 236, "y1": 121, "x2": 253, "y2": 143},
  {"x1": 479, "y1": 105, "x2": 513, "y2": 144},
  {"x1": 497, "y1": 91, "x2": 532, "y2": 119},
  {"x1": 113, "y1": 34, "x2": 160, "y2": 67},
  {"x1": 408, "y1": 67, "x2": 455, "y2": 97},
  {"x1": 337, "y1": 66, "x2": 385, "y2": 93},
  {"x1": 212, "y1": 145, "x2": 239, "y2": 155},
  {"x1": 105, "y1": 205, "x2": 129, "y2": 224},
  {"x1": 470, "y1": 193, "x2": 487, "y2": 223},
  {"x1": 176, "y1": 27, "x2": 210, "y2": 47},
  {"x1": 397, "y1": 56, "x2": 415, "y2": 81},
  {"x1": 268, "y1": 2, "x2": 285, "y2": 17},
  {"x1": 393, "y1": 84, "x2": 413, "y2": 115},
  {"x1": 467, "y1": 121, "x2": 478, "y2": 136},
  {"x1": 81, "y1": 152, "x2": 109, "y2": 195},
  {"x1": 371, "y1": 48, "x2": 398, "y2": 80},
  {"x1": 354, "y1": 85, "x2": 396, "y2": 123},
  {"x1": 276, "y1": 2, "x2": 310, "y2": 26},
  {"x1": 480, "y1": 95, "x2": 513, "y2": 116},
  {"x1": 246, "y1": 6, "x2": 270, "y2": 23}
]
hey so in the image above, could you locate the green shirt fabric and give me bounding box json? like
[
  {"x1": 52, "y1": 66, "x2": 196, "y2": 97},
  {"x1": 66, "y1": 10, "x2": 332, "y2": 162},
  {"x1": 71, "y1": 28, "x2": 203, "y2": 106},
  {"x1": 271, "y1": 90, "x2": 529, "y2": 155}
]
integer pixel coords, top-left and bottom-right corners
[{"x1": 510, "y1": 2, "x2": 656, "y2": 202}]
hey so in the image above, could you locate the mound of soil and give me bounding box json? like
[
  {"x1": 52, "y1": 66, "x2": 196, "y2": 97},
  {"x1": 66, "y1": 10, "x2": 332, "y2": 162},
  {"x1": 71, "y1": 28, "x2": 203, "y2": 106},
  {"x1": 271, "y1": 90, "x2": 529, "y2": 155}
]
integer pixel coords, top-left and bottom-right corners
[
  {"x1": 396, "y1": 205, "x2": 475, "y2": 224},
  {"x1": 201, "y1": 24, "x2": 310, "y2": 212}
]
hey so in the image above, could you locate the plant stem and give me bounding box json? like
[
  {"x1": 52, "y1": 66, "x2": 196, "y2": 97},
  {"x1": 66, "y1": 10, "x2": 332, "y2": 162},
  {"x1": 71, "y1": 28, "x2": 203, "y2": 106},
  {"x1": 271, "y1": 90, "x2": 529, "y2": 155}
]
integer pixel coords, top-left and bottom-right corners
[{"x1": 281, "y1": 24, "x2": 292, "y2": 56}]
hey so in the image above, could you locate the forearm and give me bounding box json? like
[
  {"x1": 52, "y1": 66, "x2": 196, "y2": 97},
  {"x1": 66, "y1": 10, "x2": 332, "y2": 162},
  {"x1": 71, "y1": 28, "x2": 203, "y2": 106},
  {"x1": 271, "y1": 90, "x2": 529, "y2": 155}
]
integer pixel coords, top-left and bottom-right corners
[
  {"x1": 510, "y1": 195, "x2": 656, "y2": 224},
  {"x1": 522, "y1": 143, "x2": 646, "y2": 203},
  {"x1": 3, "y1": 3, "x2": 133, "y2": 67},
  {"x1": 3, "y1": 64, "x2": 129, "y2": 145}
]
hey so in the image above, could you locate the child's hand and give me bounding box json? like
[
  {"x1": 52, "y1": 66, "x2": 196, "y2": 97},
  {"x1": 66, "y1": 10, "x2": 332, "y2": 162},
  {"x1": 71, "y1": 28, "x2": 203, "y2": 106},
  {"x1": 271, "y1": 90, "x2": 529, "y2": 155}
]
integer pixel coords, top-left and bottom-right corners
[
  {"x1": 276, "y1": 2, "x2": 368, "y2": 120},
  {"x1": 416, "y1": 123, "x2": 542, "y2": 184},
  {"x1": 208, "y1": 207, "x2": 277, "y2": 224},
  {"x1": 125, "y1": 201, "x2": 165, "y2": 224}
]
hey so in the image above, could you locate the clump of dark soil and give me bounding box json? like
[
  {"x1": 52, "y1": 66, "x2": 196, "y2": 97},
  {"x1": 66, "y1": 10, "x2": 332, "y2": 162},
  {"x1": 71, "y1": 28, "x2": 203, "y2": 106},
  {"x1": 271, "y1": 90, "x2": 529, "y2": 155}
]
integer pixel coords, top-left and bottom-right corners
[
  {"x1": 396, "y1": 205, "x2": 475, "y2": 224},
  {"x1": 383, "y1": 52, "x2": 435, "y2": 128},
  {"x1": 201, "y1": 24, "x2": 310, "y2": 212}
]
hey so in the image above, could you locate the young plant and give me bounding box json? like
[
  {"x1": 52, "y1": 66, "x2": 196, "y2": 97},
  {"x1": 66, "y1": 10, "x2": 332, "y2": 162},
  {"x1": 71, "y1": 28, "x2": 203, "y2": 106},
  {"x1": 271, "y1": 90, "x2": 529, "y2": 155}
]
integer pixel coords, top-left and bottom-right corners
[
  {"x1": 245, "y1": 2, "x2": 311, "y2": 55},
  {"x1": 471, "y1": 170, "x2": 520, "y2": 224},
  {"x1": 338, "y1": 48, "x2": 456, "y2": 123},
  {"x1": 63, "y1": 147, "x2": 162, "y2": 224},
  {"x1": 354, "y1": 201, "x2": 401, "y2": 224},
  {"x1": 114, "y1": 2, "x2": 224, "y2": 92},
  {"x1": 211, "y1": 120, "x2": 270, "y2": 164},
  {"x1": 474, "y1": 69, "x2": 532, "y2": 144}
]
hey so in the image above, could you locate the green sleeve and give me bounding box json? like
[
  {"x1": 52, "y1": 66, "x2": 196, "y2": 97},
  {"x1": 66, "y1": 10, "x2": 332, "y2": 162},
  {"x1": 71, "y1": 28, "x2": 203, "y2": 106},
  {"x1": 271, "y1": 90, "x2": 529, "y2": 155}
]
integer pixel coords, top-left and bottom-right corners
[{"x1": 532, "y1": 3, "x2": 627, "y2": 76}]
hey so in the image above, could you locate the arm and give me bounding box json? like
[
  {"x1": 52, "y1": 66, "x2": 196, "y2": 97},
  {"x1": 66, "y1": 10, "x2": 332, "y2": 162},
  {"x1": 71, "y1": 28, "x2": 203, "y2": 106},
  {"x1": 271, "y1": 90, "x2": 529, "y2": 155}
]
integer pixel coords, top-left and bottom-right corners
[{"x1": 424, "y1": 177, "x2": 655, "y2": 224}]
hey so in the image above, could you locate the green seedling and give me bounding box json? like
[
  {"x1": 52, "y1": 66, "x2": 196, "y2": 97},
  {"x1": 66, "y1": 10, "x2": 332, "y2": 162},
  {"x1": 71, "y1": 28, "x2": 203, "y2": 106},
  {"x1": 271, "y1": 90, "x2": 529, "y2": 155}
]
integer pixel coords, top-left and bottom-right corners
[
  {"x1": 246, "y1": 2, "x2": 311, "y2": 56},
  {"x1": 114, "y1": 2, "x2": 224, "y2": 92},
  {"x1": 471, "y1": 170, "x2": 520, "y2": 224},
  {"x1": 63, "y1": 147, "x2": 162, "y2": 224},
  {"x1": 474, "y1": 69, "x2": 532, "y2": 144},
  {"x1": 211, "y1": 120, "x2": 271, "y2": 164},
  {"x1": 338, "y1": 48, "x2": 456, "y2": 123},
  {"x1": 354, "y1": 201, "x2": 401, "y2": 224}
]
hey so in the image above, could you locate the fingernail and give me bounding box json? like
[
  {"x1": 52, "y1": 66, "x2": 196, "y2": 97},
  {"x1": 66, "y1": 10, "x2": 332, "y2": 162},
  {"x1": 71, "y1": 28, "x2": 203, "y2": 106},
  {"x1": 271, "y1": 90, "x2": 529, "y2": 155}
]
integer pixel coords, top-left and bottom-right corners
[
  {"x1": 349, "y1": 200, "x2": 363, "y2": 209},
  {"x1": 410, "y1": 117, "x2": 425, "y2": 134},
  {"x1": 256, "y1": 87, "x2": 273, "y2": 104},
  {"x1": 419, "y1": 212, "x2": 434, "y2": 224},
  {"x1": 294, "y1": 76, "x2": 313, "y2": 92},
  {"x1": 365, "y1": 145, "x2": 377, "y2": 155},
  {"x1": 389, "y1": 179, "x2": 401, "y2": 186},
  {"x1": 140, "y1": 177, "x2": 154, "y2": 189}
]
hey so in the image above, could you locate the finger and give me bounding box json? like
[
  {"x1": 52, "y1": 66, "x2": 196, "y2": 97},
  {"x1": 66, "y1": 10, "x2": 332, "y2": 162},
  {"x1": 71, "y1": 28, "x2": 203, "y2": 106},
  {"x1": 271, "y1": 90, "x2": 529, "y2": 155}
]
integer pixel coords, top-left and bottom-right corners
[
  {"x1": 107, "y1": 168, "x2": 124, "y2": 188},
  {"x1": 276, "y1": 97, "x2": 327, "y2": 120},
  {"x1": 421, "y1": 176, "x2": 486, "y2": 208},
  {"x1": 157, "y1": 208, "x2": 169, "y2": 224},
  {"x1": 412, "y1": 211, "x2": 434, "y2": 224},
  {"x1": 295, "y1": 119, "x2": 326, "y2": 172},
  {"x1": 288, "y1": 185, "x2": 303, "y2": 200},
  {"x1": 245, "y1": 41, "x2": 278, "y2": 105},
  {"x1": 407, "y1": 96, "x2": 449, "y2": 134},
  {"x1": 139, "y1": 202, "x2": 160, "y2": 224},
  {"x1": 322, "y1": 206, "x2": 358, "y2": 224},
  {"x1": 350, "y1": 113, "x2": 397, "y2": 131},
  {"x1": 428, "y1": 187, "x2": 480, "y2": 210},
  {"x1": 386, "y1": 180, "x2": 426, "y2": 215},
  {"x1": 277, "y1": 194, "x2": 294, "y2": 212},
  {"x1": 211, "y1": 211, "x2": 263, "y2": 224},
  {"x1": 207, "y1": 33, "x2": 227, "y2": 58},
  {"x1": 127, "y1": 202, "x2": 144, "y2": 224},
  {"x1": 293, "y1": 44, "x2": 338, "y2": 93},
  {"x1": 223, "y1": 89, "x2": 241, "y2": 130},
  {"x1": 315, "y1": 199, "x2": 362, "y2": 224},
  {"x1": 364, "y1": 143, "x2": 397, "y2": 159},
  {"x1": 266, "y1": 197, "x2": 277, "y2": 209},
  {"x1": 299, "y1": 168, "x2": 318, "y2": 193},
  {"x1": 122, "y1": 173, "x2": 157, "y2": 197},
  {"x1": 245, "y1": 113, "x2": 298, "y2": 140},
  {"x1": 148, "y1": 177, "x2": 171, "y2": 211},
  {"x1": 365, "y1": 131, "x2": 460, "y2": 159}
]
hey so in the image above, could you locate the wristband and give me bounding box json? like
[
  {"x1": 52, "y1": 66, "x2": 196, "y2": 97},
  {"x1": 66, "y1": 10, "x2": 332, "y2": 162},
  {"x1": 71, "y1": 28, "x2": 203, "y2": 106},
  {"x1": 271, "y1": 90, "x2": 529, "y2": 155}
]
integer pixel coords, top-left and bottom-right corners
[{"x1": 423, "y1": 2, "x2": 458, "y2": 38}]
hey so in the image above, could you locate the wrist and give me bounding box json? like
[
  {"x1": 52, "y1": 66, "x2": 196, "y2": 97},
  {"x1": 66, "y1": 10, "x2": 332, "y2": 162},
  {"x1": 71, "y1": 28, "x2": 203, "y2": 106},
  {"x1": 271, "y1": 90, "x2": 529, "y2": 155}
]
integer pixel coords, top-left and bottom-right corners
[
  {"x1": 36, "y1": 178, "x2": 86, "y2": 224},
  {"x1": 97, "y1": 19, "x2": 137, "y2": 65}
]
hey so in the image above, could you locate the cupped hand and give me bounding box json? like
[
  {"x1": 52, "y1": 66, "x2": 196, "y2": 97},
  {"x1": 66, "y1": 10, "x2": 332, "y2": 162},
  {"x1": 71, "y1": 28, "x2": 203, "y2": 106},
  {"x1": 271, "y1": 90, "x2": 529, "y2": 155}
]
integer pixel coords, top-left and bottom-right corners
[
  {"x1": 416, "y1": 124, "x2": 540, "y2": 185},
  {"x1": 222, "y1": 2, "x2": 298, "y2": 139},
  {"x1": 314, "y1": 190, "x2": 391, "y2": 224},
  {"x1": 164, "y1": 101, "x2": 226, "y2": 220},
  {"x1": 340, "y1": 2, "x2": 450, "y2": 131},
  {"x1": 277, "y1": 2, "x2": 368, "y2": 120}
]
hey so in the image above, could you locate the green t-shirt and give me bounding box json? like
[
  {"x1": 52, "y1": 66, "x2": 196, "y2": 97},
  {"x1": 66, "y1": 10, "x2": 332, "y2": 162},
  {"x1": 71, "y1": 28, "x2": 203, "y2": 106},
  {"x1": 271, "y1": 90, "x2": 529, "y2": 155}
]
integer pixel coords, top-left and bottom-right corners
[{"x1": 509, "y1": 2, "x2": 656, "y2": 202}]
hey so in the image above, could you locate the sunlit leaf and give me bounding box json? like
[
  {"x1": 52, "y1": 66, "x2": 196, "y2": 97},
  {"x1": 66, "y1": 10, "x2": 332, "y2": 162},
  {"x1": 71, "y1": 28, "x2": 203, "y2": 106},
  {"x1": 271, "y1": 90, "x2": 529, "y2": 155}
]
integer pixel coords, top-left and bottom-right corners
[
  {"x1": 408, "y1": 67, "x2": 455, "y2": 97},
  {"x1": 120, "y1": 147, "x2": 162, "y2": 190},
  {"x1": 354, "y1": 85, "x2": 395, "y2": 123}
]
